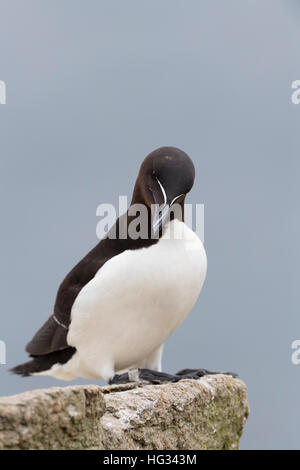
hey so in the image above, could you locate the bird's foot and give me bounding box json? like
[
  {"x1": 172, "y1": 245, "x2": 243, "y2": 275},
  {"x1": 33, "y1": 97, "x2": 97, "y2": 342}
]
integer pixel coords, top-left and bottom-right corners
[
  {"x1": 175, "y1": 368, "x2": 239, "y2": 379},
  {"x1": 109, "y1": 369, "x2": 179, "y2": 385},
  {"x1": 109, "y1": 368, "x2": 238, "y2": 385}
]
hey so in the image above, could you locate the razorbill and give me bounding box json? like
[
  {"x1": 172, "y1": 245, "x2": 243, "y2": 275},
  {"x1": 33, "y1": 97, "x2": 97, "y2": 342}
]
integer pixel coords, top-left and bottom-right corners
[{"x1": 11, "y1": 147, "x2": 233, "y2": 384}]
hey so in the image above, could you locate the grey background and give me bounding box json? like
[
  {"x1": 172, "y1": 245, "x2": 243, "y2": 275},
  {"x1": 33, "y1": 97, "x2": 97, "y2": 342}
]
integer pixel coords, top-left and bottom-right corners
[{"x1": 0, "y1": 0, "x2": 299, "y2": 450}]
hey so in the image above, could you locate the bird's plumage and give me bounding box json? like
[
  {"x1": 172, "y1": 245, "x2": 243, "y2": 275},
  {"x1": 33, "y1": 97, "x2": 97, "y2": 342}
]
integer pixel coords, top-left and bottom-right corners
[{"x1": 11, "y1": 147, "x2": 206, "y2": 382}]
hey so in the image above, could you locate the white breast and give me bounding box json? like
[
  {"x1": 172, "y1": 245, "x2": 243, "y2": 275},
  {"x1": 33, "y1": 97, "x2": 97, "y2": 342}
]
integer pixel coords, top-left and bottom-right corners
[{"x1": 47, "y1": 220, "x2": 207, "y2": 381}]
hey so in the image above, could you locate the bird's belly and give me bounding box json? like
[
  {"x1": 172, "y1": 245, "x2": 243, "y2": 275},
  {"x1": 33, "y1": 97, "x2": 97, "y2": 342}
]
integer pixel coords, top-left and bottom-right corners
[{"x1": 68, "y1": 220, "x2": 207, "y2": 377}]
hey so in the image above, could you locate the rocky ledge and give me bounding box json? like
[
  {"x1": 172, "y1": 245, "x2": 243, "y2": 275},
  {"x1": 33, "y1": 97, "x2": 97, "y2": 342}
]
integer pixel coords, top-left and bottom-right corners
[{"x1": 0, "y1": 374, "x2": 249, "y2": 450}]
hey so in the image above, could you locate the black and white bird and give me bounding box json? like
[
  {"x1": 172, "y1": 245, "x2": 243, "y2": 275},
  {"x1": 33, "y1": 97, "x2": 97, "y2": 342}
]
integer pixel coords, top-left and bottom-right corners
[{"x1": 12, "y1": 147, "x2": 231, "y2": 384}]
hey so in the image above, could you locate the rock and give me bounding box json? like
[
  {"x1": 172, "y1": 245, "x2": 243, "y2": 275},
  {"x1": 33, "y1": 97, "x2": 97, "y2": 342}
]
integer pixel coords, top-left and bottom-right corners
[
  {"x1": 0, "y1": 375, "x2": 249, "y2": 450},
  {"x1": 0, "y1": 385, "x2": 106, "y2": 450}
]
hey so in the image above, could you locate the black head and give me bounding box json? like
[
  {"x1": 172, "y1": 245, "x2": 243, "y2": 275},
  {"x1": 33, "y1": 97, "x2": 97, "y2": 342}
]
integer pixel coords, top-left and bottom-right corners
[
  {"x1": 132, "y1": 146, "x2": 195, "y2": 234},
  {"x1": 133, "y1": 146, "x2": 195, "y2": 207}
]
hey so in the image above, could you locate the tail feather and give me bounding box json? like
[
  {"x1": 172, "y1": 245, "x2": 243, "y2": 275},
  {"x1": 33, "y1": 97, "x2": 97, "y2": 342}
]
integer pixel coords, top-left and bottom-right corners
[
  {"x1": 9, "y1": 360, "x2": 38, "y2": 377},
  {"x1": 10, "y1": 347, "x2": 76, "y2": 377}
]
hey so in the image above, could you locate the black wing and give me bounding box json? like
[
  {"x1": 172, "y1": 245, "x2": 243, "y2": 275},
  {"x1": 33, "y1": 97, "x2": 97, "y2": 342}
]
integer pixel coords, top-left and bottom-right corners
[{"x1": 26, "y1": 237, "x2": 116, "y2": 356}]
